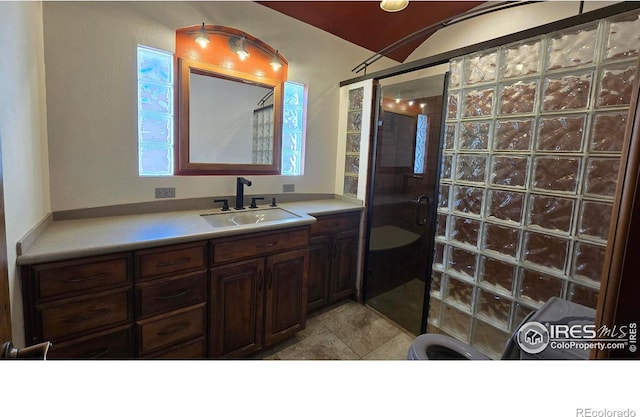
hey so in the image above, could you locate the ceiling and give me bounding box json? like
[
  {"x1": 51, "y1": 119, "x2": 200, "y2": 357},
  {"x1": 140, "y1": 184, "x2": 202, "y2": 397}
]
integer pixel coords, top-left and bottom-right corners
[{"x1": 256, "y1": 1, "x2": 485, "y2": 63}]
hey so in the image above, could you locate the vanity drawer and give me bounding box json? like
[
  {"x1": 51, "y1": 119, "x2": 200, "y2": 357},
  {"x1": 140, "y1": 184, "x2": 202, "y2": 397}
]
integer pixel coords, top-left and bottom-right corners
[
  {"x1": 37, "y1": 288, "x2": 132, "y2": 342},
  {"x1": 135, "y1": 241, "x2": 207, "y2": 281},
  {"x1": 136, "y1": 304, "x2": 206, "y2": 355},
  {"x1": 143, "y1": 337, "x2": 206, "y2": 359},
  {"x1": 31, "y1": 253, "x2": 131, "y2": 301},
  {"x1": 310, "y1": 212, "x2": 361, "y2": 236},
  {"x1": 136, "y1": 272, "x2": 206, "y2": 318},
  {"x1": 47, "y1": 325, "x2": 134, "y2": 359},
  {"x1": 212, "y1": 228, "x2": 309, "y2": 265}
]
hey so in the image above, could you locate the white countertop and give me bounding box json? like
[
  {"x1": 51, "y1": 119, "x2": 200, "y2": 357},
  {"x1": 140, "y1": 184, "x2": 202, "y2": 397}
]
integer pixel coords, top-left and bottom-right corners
[{"x1": 17, "y1": 199, "x2": 362, "y2": 265}]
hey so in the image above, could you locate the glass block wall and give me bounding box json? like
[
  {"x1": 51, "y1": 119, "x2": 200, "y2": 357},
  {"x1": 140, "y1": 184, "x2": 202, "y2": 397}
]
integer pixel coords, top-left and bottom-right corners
[
  {"x1": 429, "y1": 11, "x2": 640, "y2": 359},
  {"x1": 344, "y1": 87, "x2": 364, "y2": 196},
  {"x1": 282, "y1": 81, "x2": 307, "y2": 175},
  {"x1": 252, "y1": 105, "x2": 274, "y2": 164},
  {"x1": 414, "y1": 114, "x2": 428, "y2": 174},
  {"x1": 138, "y1": 46, "x2": 174, "y2": 176}
]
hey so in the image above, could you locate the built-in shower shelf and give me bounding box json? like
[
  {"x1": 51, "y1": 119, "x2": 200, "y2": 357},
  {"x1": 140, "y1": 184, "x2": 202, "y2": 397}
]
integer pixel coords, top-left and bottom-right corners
[{"x1": 369, "y1": 225, "x2": 421, "y2": 252}]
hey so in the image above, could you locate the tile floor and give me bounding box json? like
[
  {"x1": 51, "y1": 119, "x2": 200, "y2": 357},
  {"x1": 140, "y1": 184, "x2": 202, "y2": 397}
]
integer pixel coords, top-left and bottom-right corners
[{"x1": 255, "y1": 300, "x2": 416, "y2": 360}]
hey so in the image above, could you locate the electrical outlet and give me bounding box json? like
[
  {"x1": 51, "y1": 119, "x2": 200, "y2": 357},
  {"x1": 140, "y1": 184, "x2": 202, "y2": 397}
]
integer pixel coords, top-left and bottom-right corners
[
  {"x1": 155, "y1": 187, "x2": 176, "y2": 199},
  {"x1": 283, "y1": 184, "x2": 295, "y2": 193}
]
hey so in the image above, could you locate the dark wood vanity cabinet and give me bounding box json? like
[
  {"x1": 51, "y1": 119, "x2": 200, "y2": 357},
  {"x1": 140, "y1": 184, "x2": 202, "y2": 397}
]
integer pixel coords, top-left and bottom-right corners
[
  {"x1": 20, "y1": 242, "x2": 209, "y2": 359},
  {"x1": 21, "y1": 253, "x2": 135, "y2": 359},
  {"x1": 20, "y1": 214, "x2": 354, "y2": 359},
  {"x1": 307, "y1": 211, "x2": 361, "y2": 313},
  {"x1": 134, "y1": 241, "x2": 208, "y2": 358},
  {"x1": 209, "y1": 227, "x2": 309, "y2": 358}
]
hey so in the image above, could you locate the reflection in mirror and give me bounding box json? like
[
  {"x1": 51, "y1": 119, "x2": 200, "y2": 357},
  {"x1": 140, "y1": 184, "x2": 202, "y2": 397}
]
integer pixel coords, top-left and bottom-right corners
[
  {"x1": 378, "y1": 72, "x2": 446, "y2": 173},
  {"x1": 189, "y1": 73, "x2": 274, "y2": 164},
  {"x1": 177, "y1": 58, "x2": 282, "y2": 175}
]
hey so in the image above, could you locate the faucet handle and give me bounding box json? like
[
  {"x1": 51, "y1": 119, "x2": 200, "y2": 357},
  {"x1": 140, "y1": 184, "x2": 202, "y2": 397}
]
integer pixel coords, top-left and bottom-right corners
[
  {"x1": 249, "y1": 197, "x2": 264, "y2": 209},
  {"x1": 270, "y1": 197, "x2": 277, "y2": 207},
  {"x1": 214, "y1": 199, "x2": 230, "y2": 211}
]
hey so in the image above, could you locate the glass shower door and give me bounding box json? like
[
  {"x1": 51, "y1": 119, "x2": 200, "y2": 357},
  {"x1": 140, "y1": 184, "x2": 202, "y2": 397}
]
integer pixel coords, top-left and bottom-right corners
[{"x1": 365, "y1": 74, "x2": 446, "y2": 335}]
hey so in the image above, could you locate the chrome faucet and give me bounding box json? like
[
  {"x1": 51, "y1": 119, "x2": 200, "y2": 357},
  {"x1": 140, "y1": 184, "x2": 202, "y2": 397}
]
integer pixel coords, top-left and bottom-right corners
[{"x1": 235, "y1": 177, "x2": 252, "y2": 210}]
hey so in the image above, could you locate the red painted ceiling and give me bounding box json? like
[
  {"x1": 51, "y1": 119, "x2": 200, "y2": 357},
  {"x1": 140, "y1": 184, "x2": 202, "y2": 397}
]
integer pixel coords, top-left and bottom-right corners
[{"x1": 256, "y1": 1, "x2": 485, "y2": 62}]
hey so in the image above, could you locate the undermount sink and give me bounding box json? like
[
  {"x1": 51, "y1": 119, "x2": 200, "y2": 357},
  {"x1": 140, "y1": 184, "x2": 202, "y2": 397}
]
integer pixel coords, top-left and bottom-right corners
[{"x1": 201, "y1": 207, "x2": 301, "y2": 228}]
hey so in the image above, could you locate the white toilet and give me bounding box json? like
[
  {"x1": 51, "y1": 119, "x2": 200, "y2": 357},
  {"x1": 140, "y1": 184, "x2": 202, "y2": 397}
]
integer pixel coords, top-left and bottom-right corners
[{"x1": 407, "y1": 333, "x2": 491, "y2": 359}]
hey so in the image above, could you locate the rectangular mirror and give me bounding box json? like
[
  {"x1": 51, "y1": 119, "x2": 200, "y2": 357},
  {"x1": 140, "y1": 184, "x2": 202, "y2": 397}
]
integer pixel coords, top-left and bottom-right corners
[{"x1": 176, "y1": 58, "x2": 282, "y2": 175}]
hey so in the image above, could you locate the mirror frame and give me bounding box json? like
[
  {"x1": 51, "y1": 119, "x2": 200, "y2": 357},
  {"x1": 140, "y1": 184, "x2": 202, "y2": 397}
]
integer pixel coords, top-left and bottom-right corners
[{"x1": 176, "y1": 57, "x2": 283, "y2": 175}]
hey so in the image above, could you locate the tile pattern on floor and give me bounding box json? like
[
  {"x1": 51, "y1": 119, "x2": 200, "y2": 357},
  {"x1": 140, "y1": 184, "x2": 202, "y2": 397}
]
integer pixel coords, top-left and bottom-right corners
[{"x1": 257, "y1": 301, "x2": 415, "y2": 360}]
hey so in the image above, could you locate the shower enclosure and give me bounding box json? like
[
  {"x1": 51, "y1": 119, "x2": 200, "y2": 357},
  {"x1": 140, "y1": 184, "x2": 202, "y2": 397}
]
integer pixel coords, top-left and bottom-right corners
[
  {"x1": 336, "y1": 4, "x2": 640, "y2": 355},
  {"x1": 428, "y1": 11, "x2": 640, "y2": 358}
]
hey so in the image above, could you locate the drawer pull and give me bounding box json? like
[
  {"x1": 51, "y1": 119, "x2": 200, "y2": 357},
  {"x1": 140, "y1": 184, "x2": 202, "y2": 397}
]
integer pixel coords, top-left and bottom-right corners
[
  {"x1": 256, "y1": 242, "x2": 278, "y2": 249},
  {"x1": 156, "y1": 322, "x2": 189, "y2": 337},
  {"x1": 63, "y1": 308, "x2": 110, "y2": 324},
  {"x1": 65, "y1": 272, "x2": 110, "y2": 283},
  {"x1": 155, "y1": 288, "x2": 191, "y2": 301},
  {"x1": 156, "y1": 257, "x2": 191, "y2": 267},
  {"x1": 328, "y1": 222, "x2": 341, "y2": 227}
]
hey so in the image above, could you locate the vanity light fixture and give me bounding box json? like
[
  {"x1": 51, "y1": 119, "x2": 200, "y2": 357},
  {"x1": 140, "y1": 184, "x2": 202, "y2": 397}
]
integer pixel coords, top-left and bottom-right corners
[
  {"x1": 395, "y1": 92, "x2": 401, "y2": 104},
  {"x1": 419, "y1": 102, "x2": 426, "y2": 109},
  {"x1": 408, "y1": 100, "x2": 414, "y2": 106},
  {"x1": 230, "y1": 34, "x2": 250, "y2": 60},
  {"x1": 191, "y1": 24, "x2": 284, "y2": 71},
  {"x1": 195, "y1": 23, "x2": 210, "y2": 48},
  {"x1": 270, "y1": 50, "x2": 282, "y2": 71},
  {"x1": 380, "y1": 0, "x2": 409, "y2": 12}
]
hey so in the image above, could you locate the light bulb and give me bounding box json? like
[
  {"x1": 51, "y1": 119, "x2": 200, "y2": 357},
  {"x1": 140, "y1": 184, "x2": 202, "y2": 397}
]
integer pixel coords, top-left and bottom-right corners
[
  {"x1": 195, "y1": 23, "x2": 209, "y2": 48},
  {"x1": 236, "y1": 35, "x2": 250, "y2": 60},
  {"x1": 380, "y1": 0, "x2": 409, "y2": 12},
  {"x1": 270, "y1": 50, "x2": 282, "y2": 71}
]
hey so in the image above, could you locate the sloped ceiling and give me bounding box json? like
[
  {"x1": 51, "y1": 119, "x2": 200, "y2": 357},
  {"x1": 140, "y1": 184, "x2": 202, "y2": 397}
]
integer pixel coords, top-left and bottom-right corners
[{"x1": 256, "y1": 1, "x2": 484, "y2": 62}]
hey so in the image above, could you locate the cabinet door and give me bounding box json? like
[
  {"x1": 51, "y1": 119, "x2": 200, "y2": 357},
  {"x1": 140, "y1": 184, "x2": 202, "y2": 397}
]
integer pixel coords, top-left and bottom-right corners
[
  {"x1": 330, "y1": 230, "x2": 359, "y2": 303},
  {"x1": 210, "y1": 258, "x2": 264, "y2": 358},
  {"x1": 264, "y1": 249, "x2": 308, "y2": 347},
  {"x1": 307, "y1": 235, "x2": 331, "y2": 313}
]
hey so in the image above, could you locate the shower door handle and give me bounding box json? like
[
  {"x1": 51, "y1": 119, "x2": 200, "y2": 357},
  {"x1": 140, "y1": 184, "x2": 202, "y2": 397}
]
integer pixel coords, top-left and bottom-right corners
[{"x1": 415, "y1": 195, "x2": 430, "y2": 226}]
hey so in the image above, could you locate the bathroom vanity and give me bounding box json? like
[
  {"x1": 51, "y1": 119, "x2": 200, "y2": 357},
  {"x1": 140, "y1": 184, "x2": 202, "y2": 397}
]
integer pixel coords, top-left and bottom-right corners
[{"x1": 17, "y1": 199, "x2": 362, "y2": 359}]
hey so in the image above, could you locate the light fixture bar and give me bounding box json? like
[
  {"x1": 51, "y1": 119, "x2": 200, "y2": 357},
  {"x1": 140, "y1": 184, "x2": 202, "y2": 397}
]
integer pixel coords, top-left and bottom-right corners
[{"x1": 190, "y1": 24, "x2": 285, "y2": 70}]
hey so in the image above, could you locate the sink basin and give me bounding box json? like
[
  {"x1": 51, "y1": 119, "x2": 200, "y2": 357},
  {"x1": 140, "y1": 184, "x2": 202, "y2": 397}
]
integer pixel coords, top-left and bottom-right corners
[{"x1": 201, "y1": 207, "x2": 301, "y2": 228}]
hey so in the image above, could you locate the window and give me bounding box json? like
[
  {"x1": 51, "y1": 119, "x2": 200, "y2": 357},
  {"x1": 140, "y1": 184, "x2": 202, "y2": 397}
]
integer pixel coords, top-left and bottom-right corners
[
  {"x1": 137, "y1": 47, "x2": 307, "y2": 176},
  {"x1": 137, "y1": 46, "x2": 173, "y2": 176},
  {"x1": 281, "y1": 81, "x2": 307, "y2": 176},
  {"x1": 413, "y1": 114, "x2": 427, "y2": 174}
]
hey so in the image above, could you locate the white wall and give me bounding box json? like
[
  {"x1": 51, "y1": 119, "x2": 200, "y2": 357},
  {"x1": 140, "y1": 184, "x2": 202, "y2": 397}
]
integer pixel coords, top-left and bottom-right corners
[
  {"x1": 405, "y1": 1, "x2": 619, "y2": 70},
  {"x1": 0, "y1": 1, "x2": 50, "y2": 346},
  {"x1": 42, "y1": 1, "x2": 395, "y2": 212}
]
